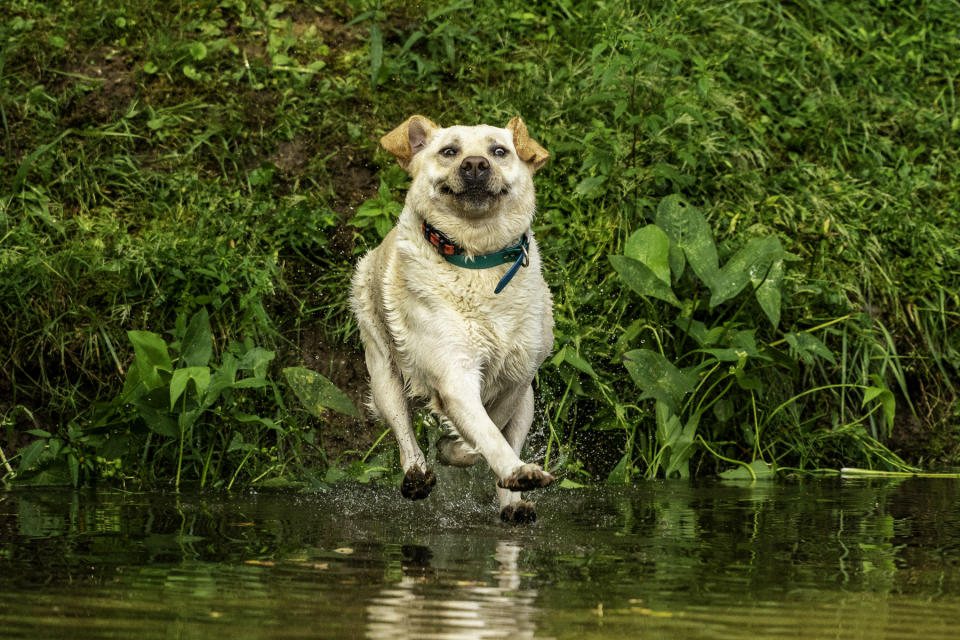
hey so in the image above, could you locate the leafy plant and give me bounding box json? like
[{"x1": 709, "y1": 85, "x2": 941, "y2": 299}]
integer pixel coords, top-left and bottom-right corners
[
  {"x1": 611, "y1": 196, "x2": 901, "y2": 479},
  {"x1": 12, "y1": 308, "x2": 359, "y2": 489},
  {"x1": 351, "y1": 166, "x2": 409, "y2": 243},
  {"x1": 2, "y1": 0, "x2": 958, "y2": 487}
]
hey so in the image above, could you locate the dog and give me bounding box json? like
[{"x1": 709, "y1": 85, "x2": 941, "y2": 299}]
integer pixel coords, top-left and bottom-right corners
[{"x1": 350, "y1": 115, "x2": 554, "y2": 523}]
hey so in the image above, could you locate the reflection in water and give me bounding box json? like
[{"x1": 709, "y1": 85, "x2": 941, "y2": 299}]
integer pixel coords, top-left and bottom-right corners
[
  {"x1": 1, "y1": 479, "x2": 960, "y2": 640},
  {"x1": 367, "y1": 540, "x2": 537, "y2": 640}
]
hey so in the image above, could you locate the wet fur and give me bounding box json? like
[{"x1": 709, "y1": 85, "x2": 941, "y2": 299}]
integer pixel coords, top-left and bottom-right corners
[{"x1": 350, "y1": 116, "x2": 553, "y2": 522}]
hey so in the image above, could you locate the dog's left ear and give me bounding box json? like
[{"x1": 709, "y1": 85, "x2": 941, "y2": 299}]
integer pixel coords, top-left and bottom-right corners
[
  {"x1": 381, "y1": 115, "x2": 439, "y2": 171},
  {"x1": 507, "y1": 117, "x2": 549, "y2": 172}
]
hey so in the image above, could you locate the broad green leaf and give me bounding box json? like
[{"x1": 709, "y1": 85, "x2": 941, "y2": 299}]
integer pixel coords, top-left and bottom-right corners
[
  {"x1": 553, "y1": 345, "x2": 598, "y2": 378},
  {"x1": 652, "y1": 401, "x2": 698, "y2": 479},
  {"x1": 181, "y1": 308, "x2": 213, "y2": 367},
  {"x1": 120, "y1": 363, "x2": 145, "y2": 402},
  {"x1": 655, "y1": 195, "x2": 718, "y2": 287},
  {"x1": 753, "y1": 253, "x2": 786, "y2": 328},
  {"x1": 674, "y1": 317, "x2": 714, "y2": 347},
  {"x1": 574, "y1": 174, "x2": 606, "y2": 197},
  {"x1": 605, "y1": 451, "x2": 630, "y2": 484},
  {"x1": 784, "y1": 332, "x2": 836, "y2": 365},
  {"x1": 16, "y1": 464, "x2": 72, "y2": 486},
  {"x1": 178, "y1": 409, "x2": 201, "y2": 432},
  {"x1": 170, "y1": 366, "x2": 211, "y2": 410},
  {"x1": 613, "y1": 318, "x2": 645, "y2": 355},
  {"x1": 234, "y1": 376, "x2": 269, "y2": 389},
  {"x1": 128, "y1": 330, "x2": 173, "y2": 390},
  {"x1": 734, "y1": 368, "x2": 763, "y2": 391},
  {"x1": 227, "y1": 432, "x2": 254, "y2": 453},
  {"x1": 731, "y1": 329, "x2": 760, "y2": 355},
  {"x1": 232, "y1": 411, "x2": 278, "y2": 430},
  {"x1": 665, "y1": 411, "x2": 700, "y2": 479},
  {"x1": 133, "y1": 386, "x2": 170, "y2": 411},
  {"x1": 18, "y1": 439, "x2": 47, "y2": 472},
  {"x1": 609, "y1": 255, "x2": 680, "y2": 307},
  {"x1": 205, "y1": 353, "x2": 238, "y2": 402},
  {"x1": 654, "y1": 402, "x2": 681, "y2": 474},
  {"x1": 862, "y1": 386, "x2": 885, "y2": 405},
  {"x1": 622, "y1": 349, "x2": 695, "y2": 413},
  {"x1": 354, "y1": 199, "x2": 387, "y2": 218},
  {"x1": 709, "y1": 236, "x2": 782, "y2": 309},
  {"x1": 100, "y1": 434, "x2": 129, "y2": 460},
  {"x1": 624, "y1": 224, "x2": 671, "y2": 285},
  {"x1": 238, "y1": 347, "x2": 275, "y2": 377},
  {"x1": 134, "y1": 402, "x2": 178, "y2": 438},
  {"x1": 718, "y1": 459, "x2": 775, "y2": 480},
  {"x1": 559, "y1": 478, "x2": 587, "y2": 489},
  {"x1": 283, "y1": 366, "x2": 360, "y2": 418}
]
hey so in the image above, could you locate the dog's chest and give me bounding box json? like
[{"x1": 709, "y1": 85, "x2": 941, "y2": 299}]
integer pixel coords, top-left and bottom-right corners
[
  {"x1": 444, "y1": 267, "x2": 544, "y2": 357},
  {"x1": 398, "y1": 259, "x2": 550, "y2": 384}
]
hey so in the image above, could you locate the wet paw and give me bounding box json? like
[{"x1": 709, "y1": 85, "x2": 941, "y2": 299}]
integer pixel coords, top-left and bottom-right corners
[
  {"x1": 500, "y1": 501, "x2": 537, "y2": 524},
  {"x1": 497, "y1": 463, "x2": 554, "y2": 491},
  {"x1": 400, "y1": 467, "x2": 436, "y2": 500}
]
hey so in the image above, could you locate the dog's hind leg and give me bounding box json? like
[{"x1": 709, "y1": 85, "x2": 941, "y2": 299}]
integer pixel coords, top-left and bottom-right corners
[
  {"x1": 495, "y1": 385, "x2": 540, "y2": 524},
  {"x1": 366, "y1": 348, "x2": 435, "y2": 500},
  {"x1": 437, "y1": 430, "x2": 481, "y2": 467}
]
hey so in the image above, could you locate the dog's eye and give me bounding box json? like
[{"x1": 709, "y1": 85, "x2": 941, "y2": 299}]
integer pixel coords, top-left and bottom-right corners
[
  {"x1": 440, "y1": 147, "x2": 458, "y2": 158},
  {"x1": 492, "y1": 146, "x2": 508, "y2": 158}
]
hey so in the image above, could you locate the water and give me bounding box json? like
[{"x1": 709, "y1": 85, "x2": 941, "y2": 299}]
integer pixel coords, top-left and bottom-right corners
[{"x1": 2, "y1": 476, "x2": 959, "y2": 639}]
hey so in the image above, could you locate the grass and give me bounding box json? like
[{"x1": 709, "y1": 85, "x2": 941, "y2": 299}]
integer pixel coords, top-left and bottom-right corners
[{"x1": 1, "y1": 0, "x2": 958, "y2": 487}]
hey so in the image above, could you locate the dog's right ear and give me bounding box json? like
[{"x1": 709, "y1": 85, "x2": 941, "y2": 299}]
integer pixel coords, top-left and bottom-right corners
[{"x1": 380, "y1": 115, "x2": 439, "y2": 171}]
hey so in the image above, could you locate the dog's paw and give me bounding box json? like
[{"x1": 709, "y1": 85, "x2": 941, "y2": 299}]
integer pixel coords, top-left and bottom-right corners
[
  {"x1": 400, "y1": 466, "x2": 436, "y2": 500},
  {"x1": 437, "y1": 434, "x2": 481, "y2": 467},
  {"x1": 500, "y1": 500, "x2": 537, "y2": 524},
  {"x1": 497, "y1": 463, "x2": 554, "y2": 491}
]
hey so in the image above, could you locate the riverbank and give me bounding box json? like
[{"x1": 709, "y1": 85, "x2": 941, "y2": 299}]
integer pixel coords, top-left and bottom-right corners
[{"x1": 1, "y1": 1, "x2": 957, "y2": 487}]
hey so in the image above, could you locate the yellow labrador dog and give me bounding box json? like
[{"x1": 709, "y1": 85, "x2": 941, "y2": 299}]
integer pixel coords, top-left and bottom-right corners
[{"x1": 350, "y1": 115, "x2": 554, "y2": 523}]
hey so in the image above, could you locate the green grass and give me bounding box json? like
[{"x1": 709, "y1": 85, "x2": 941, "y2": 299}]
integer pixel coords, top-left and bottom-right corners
[{"x1": 1, "y1": 0, "x2": 958, "y2": 487}]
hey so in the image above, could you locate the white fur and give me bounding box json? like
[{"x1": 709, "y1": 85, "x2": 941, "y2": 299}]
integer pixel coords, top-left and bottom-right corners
[{"x1": 350, "y1": 118, "x2": 554, "y2": 515}]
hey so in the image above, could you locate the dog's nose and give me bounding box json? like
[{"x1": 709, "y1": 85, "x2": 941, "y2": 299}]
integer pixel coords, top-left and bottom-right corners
[{"x1": 460, "y1": 156, "x2": 490, "y2": 183}]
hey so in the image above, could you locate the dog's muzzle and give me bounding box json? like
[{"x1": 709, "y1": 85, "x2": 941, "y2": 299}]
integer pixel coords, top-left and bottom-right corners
[
  {"x1": 438, "y1": 157, "x2": 506, "y2": 207},
  {"x1": 460, "y1": 156, "x2": 490, "y2": 185}
]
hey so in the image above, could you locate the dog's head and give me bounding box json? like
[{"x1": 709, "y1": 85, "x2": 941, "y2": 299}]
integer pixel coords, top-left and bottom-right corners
[{"x1": 381, "y1": 116, "x2": 549, "y2": 219}]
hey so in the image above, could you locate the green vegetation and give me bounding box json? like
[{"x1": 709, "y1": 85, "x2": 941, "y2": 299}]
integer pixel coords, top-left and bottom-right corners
[{"x1": 1, "y1": 0, "x2": 958, "y2": 488}]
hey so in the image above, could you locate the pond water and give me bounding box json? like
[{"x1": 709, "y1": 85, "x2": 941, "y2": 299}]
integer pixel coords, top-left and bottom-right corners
[{"x1": 2, "y1": 473, "x2": 959, "y2": 639}]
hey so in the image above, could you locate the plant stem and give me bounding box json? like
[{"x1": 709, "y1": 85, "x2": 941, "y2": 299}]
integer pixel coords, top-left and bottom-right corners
[
  {"x1": 841, "y1": 468, "x2": 960, "y2": 479},
  {"x1": 0, "y1": 443, "x2": 14, "y2": 481},
  {"x1": 768, "y1": 313, "x2": 854, "y2": 347}
]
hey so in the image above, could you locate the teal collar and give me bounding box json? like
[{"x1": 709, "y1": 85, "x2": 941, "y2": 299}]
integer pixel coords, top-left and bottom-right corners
[{"x1": 421, "y1": 220, "x2": 530, "y2": 294}]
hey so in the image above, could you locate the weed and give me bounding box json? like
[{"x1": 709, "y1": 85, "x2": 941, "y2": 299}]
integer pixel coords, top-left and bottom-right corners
[{"x1": 2, "y1": 0, "x2": 958, "y2": 487}]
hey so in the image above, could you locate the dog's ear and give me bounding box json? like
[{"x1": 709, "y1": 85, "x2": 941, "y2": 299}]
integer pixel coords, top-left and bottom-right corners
[
  {"x1": 381, "y1": 115, "x2": 439, "y2": 170},
  {"x1": 507, "y1": 117, "x2": 549, "y2": 172}
]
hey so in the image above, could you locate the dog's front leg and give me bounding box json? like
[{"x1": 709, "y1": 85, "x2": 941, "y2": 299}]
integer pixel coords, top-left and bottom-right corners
[
  {"x1": 434, "y1": 368, "x2": 552, "y2": 494},
  {"x1": 366, "y1": 348, "x2": 435, "y2": 500}
]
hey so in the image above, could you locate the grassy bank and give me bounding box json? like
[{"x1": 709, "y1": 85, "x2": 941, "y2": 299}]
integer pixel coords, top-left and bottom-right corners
[{"x1": 1, "y1": 0, "x2": 958, "y2": 488}]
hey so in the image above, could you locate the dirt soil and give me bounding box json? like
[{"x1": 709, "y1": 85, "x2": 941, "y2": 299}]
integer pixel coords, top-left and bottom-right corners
[
  {"x1": 297, "y1": 323, "x2": 379, "y2": 461},
  {"x1": 59, "y1": 47, "x2": 138, "y2": 127}
]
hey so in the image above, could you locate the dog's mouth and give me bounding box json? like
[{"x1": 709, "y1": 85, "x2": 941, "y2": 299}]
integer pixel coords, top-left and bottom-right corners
[{"x1": 439, "y1": 183, "x2": 509, "y2": 200}]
